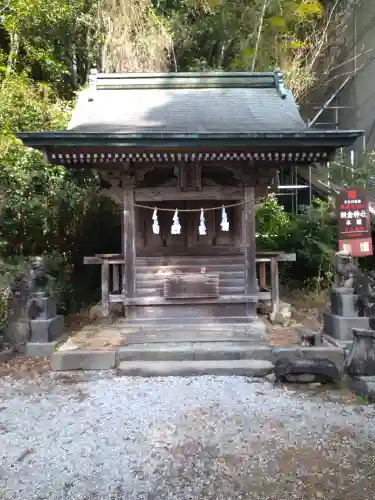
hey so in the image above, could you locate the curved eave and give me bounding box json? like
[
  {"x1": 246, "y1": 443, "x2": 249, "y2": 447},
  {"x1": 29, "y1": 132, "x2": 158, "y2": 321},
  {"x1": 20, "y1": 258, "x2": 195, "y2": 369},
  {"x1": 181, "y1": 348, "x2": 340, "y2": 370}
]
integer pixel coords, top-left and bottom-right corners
[{"x1": 16, "y1": 130, "x2": 363, "y2": 150}]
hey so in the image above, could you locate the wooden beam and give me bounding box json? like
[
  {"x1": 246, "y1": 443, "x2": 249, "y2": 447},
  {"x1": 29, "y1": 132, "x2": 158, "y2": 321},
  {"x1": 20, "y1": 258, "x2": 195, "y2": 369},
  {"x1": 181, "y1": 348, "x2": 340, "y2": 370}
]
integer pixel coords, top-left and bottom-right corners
[
  {"x1": 244, "y1": 186, "x2": 258, "y2": 295},
  {"x1": 83, "y1": 252, "x2": 296, "y2": 263},
  {"x1": 135, "y1": 186, "x2": 244, "y2": 201},
  {"x1": 84, "y1": 256, "x2": 103, "y2": 264}
]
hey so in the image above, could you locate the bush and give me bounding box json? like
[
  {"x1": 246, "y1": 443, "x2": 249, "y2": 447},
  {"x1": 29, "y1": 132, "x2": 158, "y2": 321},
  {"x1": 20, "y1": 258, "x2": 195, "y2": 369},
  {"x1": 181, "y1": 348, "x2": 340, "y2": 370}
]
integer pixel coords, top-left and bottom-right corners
[{"x1": 256, "y1": 196, "x2": 336, "y2": 292}]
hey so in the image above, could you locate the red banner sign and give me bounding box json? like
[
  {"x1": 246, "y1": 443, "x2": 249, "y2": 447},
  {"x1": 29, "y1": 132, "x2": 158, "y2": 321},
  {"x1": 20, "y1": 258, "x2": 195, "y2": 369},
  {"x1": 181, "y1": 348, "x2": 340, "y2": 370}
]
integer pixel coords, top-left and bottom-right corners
[
  {"x1": 338, "y1": 237, "x2": 373, "y2": 257},
  {"x1": 337, "y1": 187, "x2": 373, "y2": 256}
]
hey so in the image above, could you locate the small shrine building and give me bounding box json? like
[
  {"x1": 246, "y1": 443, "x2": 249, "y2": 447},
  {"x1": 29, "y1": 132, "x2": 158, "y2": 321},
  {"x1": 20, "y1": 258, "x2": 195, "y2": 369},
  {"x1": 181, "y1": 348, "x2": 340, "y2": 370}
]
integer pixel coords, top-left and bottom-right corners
[{"x1": 17, "y1": 70, "x2": 362, "y2": 328}]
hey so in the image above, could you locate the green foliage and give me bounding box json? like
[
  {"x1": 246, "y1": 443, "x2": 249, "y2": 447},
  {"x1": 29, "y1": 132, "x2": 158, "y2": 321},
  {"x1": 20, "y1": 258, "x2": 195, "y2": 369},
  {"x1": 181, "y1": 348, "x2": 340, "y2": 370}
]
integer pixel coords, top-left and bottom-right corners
[
  {"x1": 0, "y1": 73, "x2": 71, "y2": 133},
  {"x1": 157, "y1": 0, "x2": 326, "y2": 98},
  {"x1": 256, "y1": 194, "x2": 291, "y2": 250},
  {"x1": 329, "y1": 152, "x2": 375, "y2": 189},
  {"x1": 0, "y1": 71, "x2": 118, "y2": 318},
  {"x1": 2, "y1": 0, "x2": 101, "y2": 95},
  {"x1": 256, "y1": 196, "x2": 336, "y2": 291},
  {"x1": 284, "y1": 199, "x2": 336, "y2": 290}
]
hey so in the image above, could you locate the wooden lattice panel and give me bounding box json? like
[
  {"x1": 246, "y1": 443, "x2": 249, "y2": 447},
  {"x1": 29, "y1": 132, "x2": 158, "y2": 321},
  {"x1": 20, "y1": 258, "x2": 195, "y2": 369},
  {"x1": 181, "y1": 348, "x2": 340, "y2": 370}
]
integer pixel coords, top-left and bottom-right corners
[{"x1": 164, "y1": 273, "x2": 219, "y2": 299}]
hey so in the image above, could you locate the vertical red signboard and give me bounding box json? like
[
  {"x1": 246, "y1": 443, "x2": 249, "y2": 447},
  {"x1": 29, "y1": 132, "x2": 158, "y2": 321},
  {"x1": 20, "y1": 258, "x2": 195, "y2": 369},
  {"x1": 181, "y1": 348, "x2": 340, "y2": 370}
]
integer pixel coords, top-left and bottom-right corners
[{"x1": 337, "y1": 187, "x2": 373, "y2": 257}]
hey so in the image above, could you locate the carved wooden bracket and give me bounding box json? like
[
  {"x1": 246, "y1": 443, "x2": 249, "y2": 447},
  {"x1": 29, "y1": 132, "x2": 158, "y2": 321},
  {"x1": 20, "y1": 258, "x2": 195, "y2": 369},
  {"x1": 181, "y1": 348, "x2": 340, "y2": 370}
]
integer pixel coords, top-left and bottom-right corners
[
  {"x1": 135, "y1": 166, "x2": 155, "y2": 183},
  {"x1": 98, "y1": 169, "x2": 135, "y2": 203},
  {"x1": 223, "y1": 165, "x2": 245, "y2": 182},
  {"x1": 178, "y1": 163, "x2": 202, "y2": 191}
]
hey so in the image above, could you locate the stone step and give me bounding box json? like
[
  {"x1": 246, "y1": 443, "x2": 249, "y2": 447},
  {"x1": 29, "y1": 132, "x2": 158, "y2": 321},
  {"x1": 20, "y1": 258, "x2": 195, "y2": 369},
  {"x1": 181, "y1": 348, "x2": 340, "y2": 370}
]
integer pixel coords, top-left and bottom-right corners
[
  {"x1": 116, "y1": 342, "x2": 272, "y2": 362},
  {"x1": 117, "y1": 320, "x2": 266, "y2": 343},
  {"x1": 116, "y1": 359, "x2": 274, "y2": 377}
]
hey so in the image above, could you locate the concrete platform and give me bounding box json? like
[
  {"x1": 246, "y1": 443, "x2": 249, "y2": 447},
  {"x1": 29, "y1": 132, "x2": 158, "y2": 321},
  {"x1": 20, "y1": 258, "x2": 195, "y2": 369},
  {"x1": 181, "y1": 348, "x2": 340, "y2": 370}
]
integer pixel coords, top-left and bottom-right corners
[
  {"x1": 117, "y1": 359, "x2": 275, "y2": 377},
  {"x1": 52, "y1": 350, "x2": 116, "y2": 371}
]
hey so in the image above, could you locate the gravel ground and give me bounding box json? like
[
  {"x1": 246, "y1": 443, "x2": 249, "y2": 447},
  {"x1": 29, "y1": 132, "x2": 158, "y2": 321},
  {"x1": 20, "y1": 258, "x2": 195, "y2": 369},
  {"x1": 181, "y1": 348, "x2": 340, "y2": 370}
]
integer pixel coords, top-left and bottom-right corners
[{"x1": 1, "y1": 369, "x2": 375, "y2": 500}]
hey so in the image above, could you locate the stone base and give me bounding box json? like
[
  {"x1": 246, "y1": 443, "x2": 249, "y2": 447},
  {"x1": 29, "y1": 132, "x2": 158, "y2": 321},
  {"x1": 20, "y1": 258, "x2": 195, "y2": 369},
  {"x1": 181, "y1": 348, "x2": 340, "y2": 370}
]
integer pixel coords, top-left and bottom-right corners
[
  {"x1": 52, "y1": 350, "x2": 116, "y2": 371},
  {"x1": 25, "y1": 341, "x2": 59, "y2": 357},
  {"x1": 330, "y1": 288, "x2": 357, "y2": 316},
  {"x1": 323, "y1": 312, "x2": 369, "y2": 341},
  {"x1": 344, "y1": 375, "x2": 375, "y2": 402},
  {"x1": 30, "y1": 315, "x2": 64, "y2": 343}
]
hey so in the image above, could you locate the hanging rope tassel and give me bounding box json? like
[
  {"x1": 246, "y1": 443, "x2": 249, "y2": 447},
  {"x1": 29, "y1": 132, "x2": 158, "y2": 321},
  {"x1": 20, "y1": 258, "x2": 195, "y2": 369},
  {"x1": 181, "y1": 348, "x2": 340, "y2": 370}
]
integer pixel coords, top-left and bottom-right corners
[
  {"x1": 171, "y1": 209, "x2": 181, "y2": 234},
  {"x1": 199, "y1": 208, "x2": 206, "y2": 235},
  {"x1": 152, "y1": 207, "x2": 160, "y2": 235},
  {"x1": 220, "y1": 206, "x2": 229, "y2": 231}
]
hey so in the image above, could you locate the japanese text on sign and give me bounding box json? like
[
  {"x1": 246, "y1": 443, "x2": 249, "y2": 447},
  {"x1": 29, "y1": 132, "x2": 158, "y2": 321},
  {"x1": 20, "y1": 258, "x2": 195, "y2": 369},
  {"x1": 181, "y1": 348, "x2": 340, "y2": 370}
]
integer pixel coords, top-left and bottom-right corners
[{"x1": 337, "y1": 187, "x2": 370, "y2": 238}]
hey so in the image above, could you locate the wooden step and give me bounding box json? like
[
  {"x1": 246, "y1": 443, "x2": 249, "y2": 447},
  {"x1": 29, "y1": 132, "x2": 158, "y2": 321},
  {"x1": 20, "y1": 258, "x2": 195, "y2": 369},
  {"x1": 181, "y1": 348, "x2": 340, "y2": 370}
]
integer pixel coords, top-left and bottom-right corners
[
  {"x1": 110, "y1": 294, "x2": 266, "y2": 305},
  {"x1": 121, "y1": 317, "x2": 262, "y2": 326},
  {"x1": 136, "y1": 271, "x2": 245, "y2": 281},
  {"x1": 136, "y1": 256, "x2": 244, "y2": 266},
  {"x1": 135, "y1": 281, "x2": 245, "y2": 289},
  {"x1": 136, "y1": 264, "x2": 245, "y2": 274},
  {"x1": 135, "y1": 286, "x2": 245, "y2": 297}
]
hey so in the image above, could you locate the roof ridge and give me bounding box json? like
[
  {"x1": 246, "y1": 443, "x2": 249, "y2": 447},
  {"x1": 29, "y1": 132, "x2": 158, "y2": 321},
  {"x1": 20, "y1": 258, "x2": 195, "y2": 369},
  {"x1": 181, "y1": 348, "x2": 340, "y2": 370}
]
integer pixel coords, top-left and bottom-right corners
[{"x1": 87, "y1": 68, "x2": 287, "y2": 98}]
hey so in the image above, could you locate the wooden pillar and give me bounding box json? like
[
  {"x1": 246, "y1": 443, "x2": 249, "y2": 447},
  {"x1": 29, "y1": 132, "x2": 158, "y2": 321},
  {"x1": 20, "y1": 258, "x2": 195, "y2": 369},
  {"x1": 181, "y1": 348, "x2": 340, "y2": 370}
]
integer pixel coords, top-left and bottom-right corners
[
  {"x1": 259, "y1": 262, "x2": 266, "y2": 290},
  {"x1": 270, "y1": 257, "x2": 280, "y2": 314},
  {"x1": 244, "y1": 186, "x2": 258, "y2": 294},
  {"x1": 122, "y1": 182, "x2": 136, "y2": 298},
  {"x1": 112, "y1": 264, "x2": 120, "y2": 292},
  {"x1": 101, "y1": 259, "x2": 110, "y2": 316}
]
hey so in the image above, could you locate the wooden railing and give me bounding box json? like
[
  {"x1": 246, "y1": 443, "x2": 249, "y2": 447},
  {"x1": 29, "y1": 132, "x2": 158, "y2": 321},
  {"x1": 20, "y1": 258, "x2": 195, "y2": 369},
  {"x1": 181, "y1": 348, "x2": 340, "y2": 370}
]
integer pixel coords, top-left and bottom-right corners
[
  {"x1": 83, "y1": 254, "x2": 124, "y2": 316},
  {"x1": 84, "y1": 252, "x2": 296, "y2": 316},
  {"x1": 256, "y1": 252, "x2": 296, "y2": 314}
]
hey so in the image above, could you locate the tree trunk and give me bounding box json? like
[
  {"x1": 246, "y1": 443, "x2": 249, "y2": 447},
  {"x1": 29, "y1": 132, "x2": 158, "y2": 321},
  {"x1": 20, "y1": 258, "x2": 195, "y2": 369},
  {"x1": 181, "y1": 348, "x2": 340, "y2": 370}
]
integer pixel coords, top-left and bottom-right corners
[{"x1": 6, "y1": 32, "x2": 20, "y2": 76}]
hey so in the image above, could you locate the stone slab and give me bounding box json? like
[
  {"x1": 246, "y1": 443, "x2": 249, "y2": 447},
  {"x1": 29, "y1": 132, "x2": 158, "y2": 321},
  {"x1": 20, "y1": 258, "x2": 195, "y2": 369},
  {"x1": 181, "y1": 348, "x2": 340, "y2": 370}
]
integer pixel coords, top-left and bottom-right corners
[
  {"x1": 323, "y1": 312, "x2": 369, "y2": 341},
  {"x1": 116, "y1": 343, "x2": 273, "y2": 363},
  {"x1": 25, "y1": 341, "x2": 59, "y2": 358},
  {"x1": 52, "y1": 350, "x2": 116, "y2": 371},
  {"x1": 117, "y1": 359, "x2": 275, "y2": 377},
  {"x1": 30, "y1": 315, "x2": 64, "y2": 343},
  {"x1": 272, "y1": 346, "x2": 345, "y2": 372}
]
